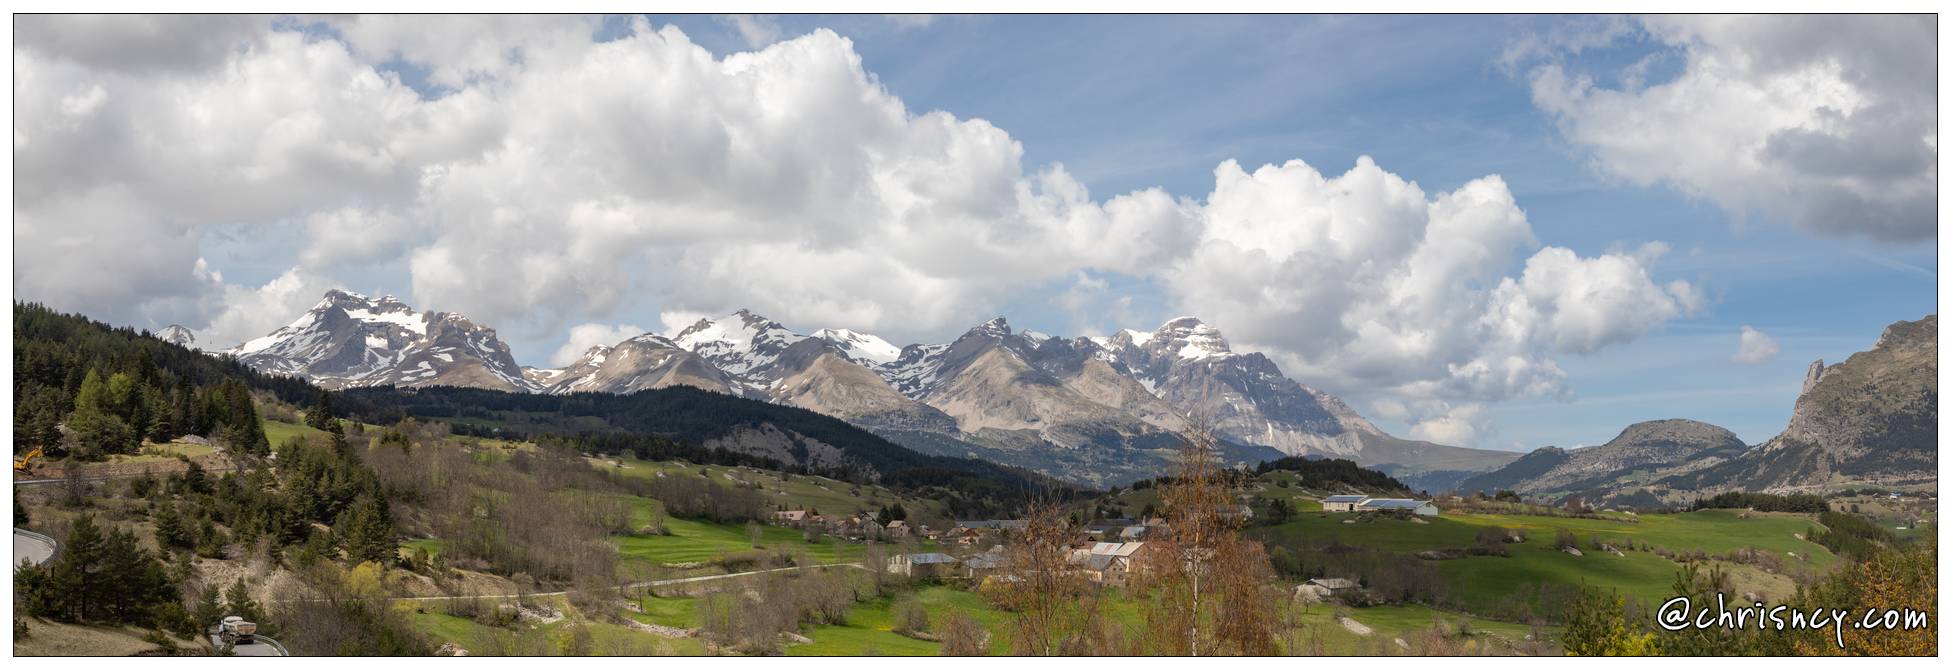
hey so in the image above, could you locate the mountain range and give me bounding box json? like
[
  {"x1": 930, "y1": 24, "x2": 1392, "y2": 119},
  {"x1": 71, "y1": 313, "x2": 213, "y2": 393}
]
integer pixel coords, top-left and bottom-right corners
[
  {"x1": 1452, "y1": 314, "x2": 1937, "y2": 506},
  {"x1": 221, "y1": 290, "x2": 1519, "y2": 487}
]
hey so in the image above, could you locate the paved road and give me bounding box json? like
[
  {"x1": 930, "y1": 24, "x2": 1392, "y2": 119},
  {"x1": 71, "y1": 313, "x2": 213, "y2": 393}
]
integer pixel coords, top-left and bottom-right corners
[
  {"x1": 15, "y1": 466, "x2": 241, "y2": 486},
  {"x1": 207, "y1": 629, "x2": 289, "y2": 657},
  {"x1": 13, "y1": 528, "x2": 57, "y2": 570}
]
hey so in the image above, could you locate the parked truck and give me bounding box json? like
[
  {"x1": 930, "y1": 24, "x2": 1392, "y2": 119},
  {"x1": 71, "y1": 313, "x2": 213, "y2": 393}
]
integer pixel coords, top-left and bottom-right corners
[{"x1": 220, "y1": 616, "x2": 258, "y2": 644}]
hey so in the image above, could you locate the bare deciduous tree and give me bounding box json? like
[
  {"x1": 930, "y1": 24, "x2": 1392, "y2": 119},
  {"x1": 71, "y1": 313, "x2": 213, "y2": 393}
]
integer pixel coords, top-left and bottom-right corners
[{"x1": 1139, "y1": 416, "x2": 1280, "y2": 655}]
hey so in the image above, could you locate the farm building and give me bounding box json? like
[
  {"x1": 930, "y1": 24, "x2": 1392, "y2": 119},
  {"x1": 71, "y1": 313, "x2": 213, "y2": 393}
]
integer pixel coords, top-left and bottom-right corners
[
  {"x1": 889, "y1": 552, "x2": 961, "y2": 579},
  {"x1": 1320, "y1": 495, "x2": 1368, "y2": 512},
  {"x1": 1308, "y1": 577, "x2": 1361, "y2": 596},
  {"x1": 951, "y1": 519, "x2": 1027, "y2": 544},
  {"x1": 1355, "y1": 498, "x2": 1439, "y2": 516}
]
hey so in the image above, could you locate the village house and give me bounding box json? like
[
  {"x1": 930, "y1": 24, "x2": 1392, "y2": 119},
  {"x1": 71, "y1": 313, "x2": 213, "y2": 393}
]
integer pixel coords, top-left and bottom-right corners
[
  {"x1": 886, "y1": 519, "x2": 910, "y2": 539},
  {"x1": 1084, "y1": 518, "x2": 1136, "y2": 539},
  {"x1": 1320, "y1": 495, "x2": 1368, "y2": 512},
  {"x1": 1069, "y1": 541, "x2": 1152, "y2": 583},
  {"x1": 889, "y1": 552, "x2": 961, "y2": 579},
  {"x1": 962, "y1": 545, "x2": 1007, "y2": 577},
  {"x1": 951, "y1": 519, "x2": 1027, "y2": 544},
  {"x1": 1355, "y1": 498, "x2": 1440, "y2": 516},
  {"x1": 773, "y1": 510, "x2": 810, "y2": 525}
]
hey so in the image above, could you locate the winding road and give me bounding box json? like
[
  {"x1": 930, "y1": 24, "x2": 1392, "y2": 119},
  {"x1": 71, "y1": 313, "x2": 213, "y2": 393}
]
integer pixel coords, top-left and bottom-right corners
[
  {"x1": 207, "y1": 627, "x2": 289, "y2": 657},
  {"x1": 13, "y1": 528, "x2": 57, "y2": 570}
]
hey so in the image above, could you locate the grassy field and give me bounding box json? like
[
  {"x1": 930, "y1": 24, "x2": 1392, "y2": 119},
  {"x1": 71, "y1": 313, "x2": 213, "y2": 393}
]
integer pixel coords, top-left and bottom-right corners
[
  {"x1": 408, "y1": 606, "x2": 707, "y2": 655},
  {"x1": 780, "y1": 585, "x2": 1548, "y2": 656},
  {"x1": 604, "y1": 492, "x2": 879, "y2": 568},
  {"x1": 109, "y1": 440, "x2": 218, "y2": 465},
  {"x1": 1252, "y1": 508, "x2": 1836, "y2": 565},
  {"x1": 613, "y1": 515, "x2": 871, "y2": 567},
  {"x1": 1250, "y1": 506, "x2": 1839, "y2": 616},
  {"x1": 591, "y1": 456, "x2": 951, "y2": 521},
  {"x1": 263, "y1": 419, "x2": 327, "y2": 446}
]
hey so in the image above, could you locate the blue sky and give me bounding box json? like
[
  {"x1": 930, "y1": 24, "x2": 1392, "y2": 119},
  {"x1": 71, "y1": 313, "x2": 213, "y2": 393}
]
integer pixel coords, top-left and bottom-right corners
[{"x1": 17, "y1": 14, "x2": 1937, "y2": 452}]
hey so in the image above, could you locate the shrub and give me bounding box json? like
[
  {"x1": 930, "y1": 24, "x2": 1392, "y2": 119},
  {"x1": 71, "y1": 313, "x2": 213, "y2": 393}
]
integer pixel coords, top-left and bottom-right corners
[{"x1": 892, "y1": 597, "x2": 929, "y2": 635}]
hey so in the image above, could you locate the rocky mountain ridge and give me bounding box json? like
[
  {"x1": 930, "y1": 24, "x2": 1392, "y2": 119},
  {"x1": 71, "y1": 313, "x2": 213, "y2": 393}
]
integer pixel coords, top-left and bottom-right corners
[{"x1": 224, "y1": 292, "x2": 1517, "y2": 486}]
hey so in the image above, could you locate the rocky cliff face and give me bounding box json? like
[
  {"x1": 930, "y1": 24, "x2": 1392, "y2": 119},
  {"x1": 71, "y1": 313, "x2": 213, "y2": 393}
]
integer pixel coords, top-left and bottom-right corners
[{"x1": 1678, "y1": 315, "x2": 1937, "y2": 493}]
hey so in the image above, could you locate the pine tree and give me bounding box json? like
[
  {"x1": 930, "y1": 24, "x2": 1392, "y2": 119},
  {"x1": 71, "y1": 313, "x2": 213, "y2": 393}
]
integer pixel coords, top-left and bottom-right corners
[
  {"x1": 74, "y1": 368, "x2": 110, "y2": 417},
  {"x1": 222, "y1": 578, "x2": 272, "y2": 634},
  {"x1": 43, "y1": 514, "x2": 107, "y2": 620},
  {"x1": 154, "y1": 501, "x2": 193, "y2": 551},
  {"x1": 337, "y1": 495, "x2": 396, "y2": 565},
  {"x1": 106, "y1": 371, "x2": 138, "y2": 422},
  {"x1": 306, "y1": 389, "x2": 337, "y2": 431},
  {"x1": 191, "y1": 583, "x2": 222, "y2": 631},
  {"x1": 144, "y1": 385, "x2": 175, "y2": 442}
]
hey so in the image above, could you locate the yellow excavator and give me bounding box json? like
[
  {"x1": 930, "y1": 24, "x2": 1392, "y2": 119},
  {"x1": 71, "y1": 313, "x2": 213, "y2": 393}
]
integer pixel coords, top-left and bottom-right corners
[{"x1": 14, "y1": 447, "x2": 43, "y2": 473}]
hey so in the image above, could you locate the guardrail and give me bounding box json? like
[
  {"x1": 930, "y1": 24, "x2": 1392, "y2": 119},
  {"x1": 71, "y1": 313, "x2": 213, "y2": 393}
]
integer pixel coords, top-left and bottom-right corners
[{"x1": 259, "y1": 636, "x2": 291, "y2": 657}]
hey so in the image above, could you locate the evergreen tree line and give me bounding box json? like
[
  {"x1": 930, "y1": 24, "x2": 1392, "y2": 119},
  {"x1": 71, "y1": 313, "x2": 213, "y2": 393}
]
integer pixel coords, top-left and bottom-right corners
[
  {"x1": 1253, "y1": 456, "x2": 1411, "y2": 492},
  {"x1": 1806, "y1": 510, "x2": 1894, "y2": 559},
  {"x1": 1690, "y1": 491, "x2": 1830, "y2": 514}
]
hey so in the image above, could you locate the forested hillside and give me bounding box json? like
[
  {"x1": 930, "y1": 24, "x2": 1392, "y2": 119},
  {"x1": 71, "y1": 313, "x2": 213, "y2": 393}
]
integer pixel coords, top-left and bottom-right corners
[
  {"x1": 14, "y1": 302, "x2": 318, "y2": 459},
  {"x1": 334, "y1": 384, "x2": 1077, "y2": 502}
]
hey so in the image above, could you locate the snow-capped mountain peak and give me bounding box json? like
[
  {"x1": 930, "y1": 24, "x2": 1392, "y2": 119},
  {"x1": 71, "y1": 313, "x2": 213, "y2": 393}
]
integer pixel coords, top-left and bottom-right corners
[
  {"x1": 814, "y1": 328, "x2": 902, "y2": 365},
  {"x1": 157, "y1": 324, "x2": 197, "y2": 348},
  {"x1": 1150, "y1": 316, "x2": 1235, "y2": 361},
  {"x1": 970, "y1": 316, "x2": 1012, "y2": 338},
  {"x1": 227, "y1": 290, "x2": 535, "y2": 392},
  {"x1": 666, "y1": 310, "x2": 815, "y2": 393}
]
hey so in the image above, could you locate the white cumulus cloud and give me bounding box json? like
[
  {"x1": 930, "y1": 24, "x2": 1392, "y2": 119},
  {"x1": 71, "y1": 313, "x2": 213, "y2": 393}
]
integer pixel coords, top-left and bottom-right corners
[
  {"x1": 1162, "y1": 156, "x2": 1699, "y2": 423},
  {"x1": 1520, "y1": 15, "x2": 1936, "y2": 242},
  {"x1": 1730, "y1": 325, "x2": 1782, "y2": 365}
]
